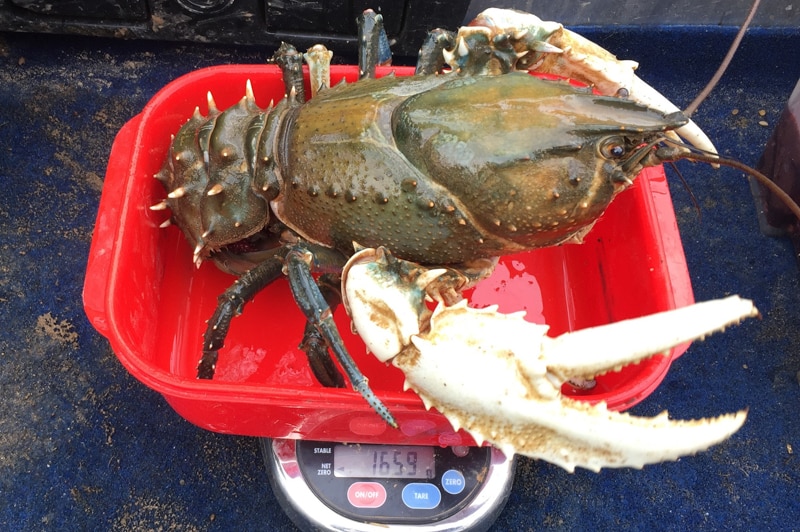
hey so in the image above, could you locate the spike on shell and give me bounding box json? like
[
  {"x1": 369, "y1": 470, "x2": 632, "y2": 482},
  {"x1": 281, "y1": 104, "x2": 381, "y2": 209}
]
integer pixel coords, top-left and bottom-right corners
[
  {"x1": 167, "y1": 187, "x2": 186, "y2": 199},
  {"x1": 245, "y1": 79, "x2": 255, "y2": 103},
  {"x1": 193, "y1": 242, "x2": 204, "y2": 266},
  {"x1": 207, "y1": 91, "x2": 218, "y2": 113},
  {"x1": 457, "y1": 36, "x2": 469, "y2": 57}
]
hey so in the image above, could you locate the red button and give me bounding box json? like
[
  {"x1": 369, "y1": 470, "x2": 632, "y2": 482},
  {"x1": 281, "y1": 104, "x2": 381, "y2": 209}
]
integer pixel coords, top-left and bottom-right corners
[
  {"x1": 348, "y1": 416, "x2": 388, "y2": 436},
  {"x1": 347, "y1": 482, "x2": 387, "y2": 508}
]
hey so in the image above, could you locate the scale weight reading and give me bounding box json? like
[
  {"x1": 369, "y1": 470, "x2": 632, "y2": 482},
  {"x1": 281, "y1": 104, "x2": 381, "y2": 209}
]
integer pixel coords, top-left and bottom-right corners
[{"x1": 262, "y1": 438, "x2": 515, "y2": 531}]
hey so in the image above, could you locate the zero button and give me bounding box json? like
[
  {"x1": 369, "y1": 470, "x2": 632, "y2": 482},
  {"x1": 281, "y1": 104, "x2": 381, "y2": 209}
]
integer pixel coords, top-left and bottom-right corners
[{"x1": 441, "y1": 469, "x2": 466, "y2": 494}]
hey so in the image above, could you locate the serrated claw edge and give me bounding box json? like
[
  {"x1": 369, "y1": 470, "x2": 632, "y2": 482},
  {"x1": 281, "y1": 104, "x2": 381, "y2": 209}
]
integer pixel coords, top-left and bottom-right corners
[{"x1": 343, "y1": 247, "x2": 757, "y2": 472}]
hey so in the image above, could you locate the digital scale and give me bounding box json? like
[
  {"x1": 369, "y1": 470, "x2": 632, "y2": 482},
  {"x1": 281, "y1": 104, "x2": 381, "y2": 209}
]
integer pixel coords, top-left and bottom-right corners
[{"x1": 261, "y1": 439, "x2": 516, "y2": 531}]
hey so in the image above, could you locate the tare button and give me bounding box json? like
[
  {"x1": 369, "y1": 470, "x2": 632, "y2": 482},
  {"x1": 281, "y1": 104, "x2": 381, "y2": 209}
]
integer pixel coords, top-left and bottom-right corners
[
  {"x1": 347, "y1": 482, "x2": 386, "y2": 508},
  {"x1": 401, "y1": 483, "x2": 442, "y2": 510}
]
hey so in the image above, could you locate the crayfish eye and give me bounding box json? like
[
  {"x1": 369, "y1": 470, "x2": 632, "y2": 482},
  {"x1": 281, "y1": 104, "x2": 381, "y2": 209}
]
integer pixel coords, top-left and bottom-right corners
[{"x1": 599, "y1": 137, "x2": 626, "y2": 159}]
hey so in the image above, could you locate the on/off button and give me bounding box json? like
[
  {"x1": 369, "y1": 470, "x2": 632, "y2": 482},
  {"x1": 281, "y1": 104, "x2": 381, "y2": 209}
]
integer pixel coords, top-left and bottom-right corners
[{"x1": 347, "y1": 482, "x2": 387, "y2": 508}]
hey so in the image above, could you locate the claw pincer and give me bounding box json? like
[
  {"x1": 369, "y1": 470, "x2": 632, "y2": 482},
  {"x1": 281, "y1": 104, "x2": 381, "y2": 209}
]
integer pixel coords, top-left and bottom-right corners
[{"x1": 343, "y1": 247, "x2": 757, "y2": 472}]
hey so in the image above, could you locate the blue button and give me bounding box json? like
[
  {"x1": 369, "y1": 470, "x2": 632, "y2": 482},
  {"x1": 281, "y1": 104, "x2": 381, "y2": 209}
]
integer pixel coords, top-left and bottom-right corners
[
  {"x1": 401, "y1": 483, "x2": 441, "y2": 510},
  {"x1": 441, "y1": 469, "x2": 466, "y2": 494}
]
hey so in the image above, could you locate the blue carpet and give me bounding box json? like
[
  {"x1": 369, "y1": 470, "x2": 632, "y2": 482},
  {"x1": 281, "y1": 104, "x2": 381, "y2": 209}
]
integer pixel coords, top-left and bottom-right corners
[{"x1": 1, "y1": 25, "x2": 799, "y2": 530}]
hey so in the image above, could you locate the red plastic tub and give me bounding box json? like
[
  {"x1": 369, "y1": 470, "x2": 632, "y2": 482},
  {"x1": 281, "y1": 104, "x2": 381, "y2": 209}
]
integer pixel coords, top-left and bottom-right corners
[{"x1": 83, "y1": 64, "x2": 694, "y2": 446}]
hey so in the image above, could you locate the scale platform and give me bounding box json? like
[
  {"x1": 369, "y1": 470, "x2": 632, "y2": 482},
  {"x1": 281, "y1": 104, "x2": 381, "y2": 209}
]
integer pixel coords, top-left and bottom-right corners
[{"x1": 262, "y1": 439, "x2": 515, "y2": 531}]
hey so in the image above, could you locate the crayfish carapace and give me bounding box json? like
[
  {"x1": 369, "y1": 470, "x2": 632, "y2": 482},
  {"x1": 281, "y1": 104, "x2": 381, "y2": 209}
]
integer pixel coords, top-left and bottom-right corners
[{"x1": 150, "y1": 8, "x2": 789, "y2": 471}]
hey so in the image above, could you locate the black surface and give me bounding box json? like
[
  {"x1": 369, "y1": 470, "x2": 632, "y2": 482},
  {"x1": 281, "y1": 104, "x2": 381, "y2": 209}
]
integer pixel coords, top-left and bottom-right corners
[
  {"x1": 0, "y1": 0, "x2": 471, "y2": 58},
  {"x1": 1, "y1": 24, "x2": 799, "y2": 530},
  {"x1": 467, "y1": 0, "x2": 800, "y2": 27}
]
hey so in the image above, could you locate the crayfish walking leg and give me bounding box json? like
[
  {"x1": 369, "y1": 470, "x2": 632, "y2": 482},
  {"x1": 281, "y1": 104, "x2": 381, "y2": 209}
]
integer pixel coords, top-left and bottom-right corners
[
  {"x1": 198, "y1": 252, "x2": 287, "y2": 379},
  {"x1": 197, "y1": 240, "x2": 397, "y2": 427},
  {"x1": 196, "y1": 248, "x2": 344, "y2": 390},
  {"x1": 284, "y1": 243, "x2": 398, "y2": 428},
  {"x1": 298, "y1": 273, "x2": 346, "y2": 389}
]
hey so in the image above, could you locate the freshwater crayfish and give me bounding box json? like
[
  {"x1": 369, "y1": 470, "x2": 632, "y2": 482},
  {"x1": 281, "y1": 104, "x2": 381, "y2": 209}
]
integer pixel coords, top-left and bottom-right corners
[{"x1": 149, "y1": 8, "x2": 785, "y2": 470}]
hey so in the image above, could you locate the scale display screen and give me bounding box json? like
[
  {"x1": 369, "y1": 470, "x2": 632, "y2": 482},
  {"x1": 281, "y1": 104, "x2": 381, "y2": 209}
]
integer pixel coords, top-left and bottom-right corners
[{"x1": 334, "y1": 444, "x2": 435, "y2": 479}]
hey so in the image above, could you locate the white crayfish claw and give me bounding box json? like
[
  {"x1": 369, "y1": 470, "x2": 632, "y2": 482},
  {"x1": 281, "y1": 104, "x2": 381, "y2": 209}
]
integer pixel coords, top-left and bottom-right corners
[
  {"x1": 342, "y1": 247, "x2": 759, "y2": 472},
  {"x1": 453, "y1": 8, "x2": 717, "y2": 157}
]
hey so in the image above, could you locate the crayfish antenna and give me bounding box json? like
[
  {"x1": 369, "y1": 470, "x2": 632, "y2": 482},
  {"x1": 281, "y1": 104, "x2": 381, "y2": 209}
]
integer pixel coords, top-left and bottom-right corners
[{"x1": 684, "y1": 0, "x2": 761, "y2": 118}]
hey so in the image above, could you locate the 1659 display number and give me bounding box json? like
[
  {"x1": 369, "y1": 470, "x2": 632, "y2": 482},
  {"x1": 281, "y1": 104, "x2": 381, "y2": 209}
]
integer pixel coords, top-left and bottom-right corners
[{"x1": 333, "y1": 444, "x2": 435, "y2": 479}]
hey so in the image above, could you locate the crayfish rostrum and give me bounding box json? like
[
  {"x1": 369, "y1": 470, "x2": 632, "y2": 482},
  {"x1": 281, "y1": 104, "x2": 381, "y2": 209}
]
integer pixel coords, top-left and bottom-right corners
[{"x1": 151, "y1": 8, "x2": 764, "y2": 470}]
